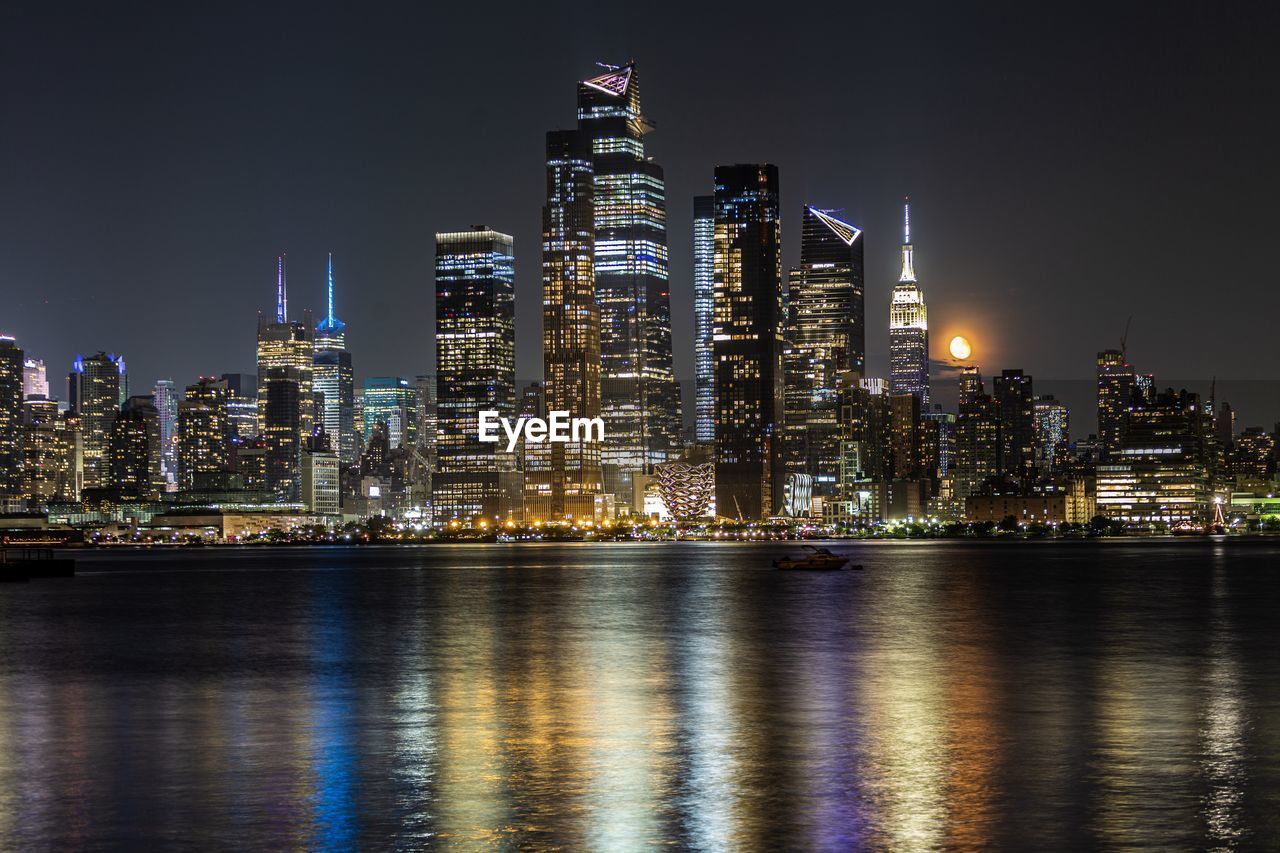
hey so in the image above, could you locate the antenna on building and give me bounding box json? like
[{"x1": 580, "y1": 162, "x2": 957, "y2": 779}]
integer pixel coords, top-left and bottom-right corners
[
  {"x1": 1120, "y1": 315, "x2": 1132, "y2": 361},
  {"x1": 276, "y1": 253, "x2": 288, "y2": 324}
]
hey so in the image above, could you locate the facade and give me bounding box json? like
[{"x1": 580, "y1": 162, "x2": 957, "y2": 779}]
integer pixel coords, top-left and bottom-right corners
[
  {"x1": 219, "y1": 373, "x2": 257, "y2": 440},
  {"x1": 362, "y1": 377, "x2": 417, "y2": 449},
  {"x1": 655, "y1": 461, "x2": 714, "y2": 521},
  {"x1": 577, "y1": 62, "x2": 680, "y2": 487},
  {"x1": 784, "y1": 206, "x2": 865, "y2": 507},
  {"x1": 1097, "y1": 349, "x2": 1138, "y2": 457},
  {"x1": 153, "y1": 379, "x2": 179, "y2": 489},
  {"x1": 1033, "y1": 395, "x2": 1070, "y2": 479},
  {"x1": 22, "y1": 357, "x2": 48, "y2": 400},
  {"x1": 301, "y1": 438, "x2": 341, "y2": 517},
  {"x1": 528, "y1": 128, "x2": 606, "y2": 521},
  {"x1": 256, "y1": 255, "x2": 315, "y2": 449},
  {"x1": 20, "y1": 399, "x2": 80, "y2": 505},
  {"x1": 433, "y1": 227, "x2": 517, "y2": 523},
  {"x1": 994, "y1": 369, "x2": 1035, "y2": 482},
  {"x1": 261, "y1": 367, "x2": 302, "y2": 501},
  {"x1": 178, "y1": 377, "x2": 231, "y2": 490},
  {"x1": 693, "y1": 195, "x2": 716, "y2": 444},
  {"x1": 965, "y1": 494, "x2": 1069, "y2": 525},
  {"x1": 0, "y1": 337, "x2": 24, "y2": 504},
  {"x1": 1096, "y1": 388, "x2": 1215, "y2": 524},
  {"x1": 713, "y1": 164, "x2": 784, "y2": 520},
  {"x1": 954, "y1": 366, "x2": 1000, "y2": 499},
  {"x1": 889, "y1": 201, "x2": 929, "y2": 404},
  {"x1": 314, "y1": 254, "x2": 358, "y2": 467},
  {"x1": 109, "y1": 395, "x2": 163, "y2": 500},
  {"x1": 69, "y1": 351, "x2": 126, "y2": 490}
]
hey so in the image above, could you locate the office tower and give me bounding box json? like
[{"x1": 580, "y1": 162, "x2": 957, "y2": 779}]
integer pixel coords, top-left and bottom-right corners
[
  {"x1": 256, "y1": 254, "x2": 315, "y2": 446},
  {"x1": 889, "y1": 200, "x2": 929, "y2": 404},
  {"x1": 954, "y1": 366, "x2": 1000, "y2": 499},
  {"x1": 153, "y1": 379, "x2": 179, "y2": 489},
  {"x1": 1096, "y1": 388, "x2": 1214, "y2": 523},
  {"x1": 713, "y1": 164, "x2": 784, "y2": 520},
  {"x1": 314, "y1": 253, "x2": 358, "y2": 466},
  {"x1": 433, "y1": 227, "x2": 517, "y2": 523},
  {"x1": 831, "y1": 376, "x2": 892, "y2": 522},
  {"x1": 108, "y1": 395, "x2": 163, "y2": 500},
  {"x1": 261, "y1": 367, "x2": 302, "y2": 501},
  {"x1": 362, "y1": 377, "x2": 417, "y2": 450},
  {"x1": 922, "y1": 408, "x2": 957, "y2": 479},
  {"x1": 1096, "y1": 349, "x2": 1139, "y2": 456},
  {"x1": 693, "y1": 195, "x2": 716, "y2": 444},
  {"x1": 0, "y1": 337, "x2": 23, "y2": 504},
  {"x1": 219, "y1": 373, "x2": 258, "y2": 440},
  {"x1": 528, "y1": 128, "x2": 604, "y2": 521},
  {"x1": 889, "y1": 392, "x2": 923, "y2": 480},
  {"x1": 1230, "y1": 428, "x2": 1275, "y2": 484},
  {"x1": 178, "y1": 377, "x2": 231, "y2": 490},
  {"x1": 414, "y1": 375, "x2": 437, "y2": 469},
  {"x1": 68, "y1": 351, "x2": 126, "y2": 490},
  {"x1": 1033, "y1": 395, "x2": 1070, "y2": 479},
  {"x1": 301, "y1": 434, "x2": 340, "y2": 516},
  {"x1": 784, "y1": 205, "x2": 865, "y2": 503},
  {"x1": 577, "y1": 62, "x2": 680, "y2": 484},
  {"x1": 22, "y1": 357, "x2": 48, "y2": 400},
  {"x1": 21, "y1": 400, "x2": 79, "y2": 505},
  {"x1": 994, "y1": 369, "x2": 1036, "y2": 482}
]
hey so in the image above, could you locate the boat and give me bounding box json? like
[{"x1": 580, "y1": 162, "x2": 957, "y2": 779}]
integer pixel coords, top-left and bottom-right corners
[{"x1": 773, "y1": 545, "x2": 857, "y2": 571}]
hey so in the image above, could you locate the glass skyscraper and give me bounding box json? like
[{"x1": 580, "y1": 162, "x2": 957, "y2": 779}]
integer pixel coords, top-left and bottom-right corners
[
  {"x1": 314, "y1": 253, "x2": 357, "y2": 466},
  {"x1": 362, "y1": 377, "x2": 417, "y2": 450},
  {"x1": 693, "y1": 195, "x2": 715, "y2": 445},
  {"x1": 0, "y1": 336, "x2": 23, "y2": 504},
  {"x1": 69, "y1": 351, "x2": 126, "y2": 490},
  {"x1": 153, "y1": 378, "x2": 178, "y2": 490},
  {"x1": 576, "y1": 62, "x2": 680, "y2": 487},
  {"x1": 889, "y1": 200, "x2": 929, "y2": 405},
  {"x1": 433, "y1": 227, "x2": 516, "y2": 523},
  {"x1": 783, "y1": 205, "x2": 865, "y2": 507},
  {"x1": 713, "y1": 164, "x2": 784, "y2": 520}
]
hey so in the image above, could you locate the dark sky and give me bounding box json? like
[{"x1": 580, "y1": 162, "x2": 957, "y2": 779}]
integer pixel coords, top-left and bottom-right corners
[{"x1": 4, "y1": 1, "x2": 1279, "y2": 427}]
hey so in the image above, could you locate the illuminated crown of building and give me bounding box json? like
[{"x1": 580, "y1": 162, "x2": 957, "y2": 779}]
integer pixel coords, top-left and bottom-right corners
[
  {"x1": 899, "y1": 199, "x2": 916, "y2": 282},
  {"x1": 582, "y1": 64, "x2": 633, "y2": 97},
  {"x1": 807, "y1": 206, "x2": 862, "y2": 246}
]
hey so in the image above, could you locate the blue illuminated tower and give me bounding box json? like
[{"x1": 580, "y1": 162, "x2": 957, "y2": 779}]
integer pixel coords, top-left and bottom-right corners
[{"x1": 314, "y1": 253, "x2": 357, "y2": 466}]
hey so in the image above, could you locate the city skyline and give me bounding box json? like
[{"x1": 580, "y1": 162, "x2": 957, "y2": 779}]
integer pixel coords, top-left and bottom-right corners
[{"x1": 5, "y1": 4, "x2": 1278, "y2": 417}]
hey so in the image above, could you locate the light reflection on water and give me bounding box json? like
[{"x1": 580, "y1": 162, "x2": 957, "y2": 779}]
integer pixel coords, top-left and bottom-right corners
[{"x1": 1, "y1": 541, "x2": 1279, "y2": 849}]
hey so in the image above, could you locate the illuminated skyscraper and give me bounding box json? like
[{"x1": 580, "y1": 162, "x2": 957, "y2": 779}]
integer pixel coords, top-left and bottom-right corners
[
  {"x1": 178, "y1": 377, "x2": 231, "y2": 490},
  {"x1": 261, "y1": 366, "x2": 302, "y2": 501},
  {"x1": 528, "y1": 128, "x2": 605, "y2": 521},
  {"x1": 576, "y1": 62, "x2": 680, "y2": 486},
  {"x1": 0, "y1": 337, "x2": 23, "y2": 504},
  {"x1": 256, "y1": 255, "x2": 315, "y2": 490},
  {"x1": 219, "y1": 373, "x2": 257, "y2": 441},
  {"x1": 22, "y1": 357, "x2": 48, "y2": 400},
  {"x1": 713, "y1": 164, "x2": 784, "y2": 520},
  {"x1": 314, "y1": 253, "x2": 357, "y2": 466},
  {"x1": 1033, "y1": 395, "x2": 1070, "y2": 479},
  {"x1": 433, "y1": 227, "x2": 517, "y2": 523},
  {"x1": 20, "y1": 399, "x2": 79, "y2": 505},
  {"x1": 889, "y1": 200, "x2": 929, "y2": 404},
  {"x1": 784, "y1": 205, "x2": 865, "y2": 504},
  {"x1": 693, "y1": 195, "x2": 716, "y2": 445},
  {"x1": 362, "y1": 377, "x2": 417, "y2": 449},
  {"x1": 153, "y1": 379, "x2": 178, "y2": 489},
  {"x1": 1097, "y1": 349, "x2": 1138, "y2": 457},
  {"x1": 955, "y1": 366, "x2": 1000, "y2": 498},
  {"x1": 69, "y1": 351, "x2": 126, "y2": 490},
  {"x1": 993, "y1": 369, "x2": 1035, "y2": 482},
  {"x1": 109, "y1": 395, "x2": 163, "y2": 500}
]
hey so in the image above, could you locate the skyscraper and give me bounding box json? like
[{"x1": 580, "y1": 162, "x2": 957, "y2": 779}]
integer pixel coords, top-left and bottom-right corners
[
  {"x1": 955, "y1": 366, "x2": 1000, "y2": 499},
  {"x1": 22, "y1": 357, "x2": 48, "y2": 400},
  {"x1": 1097, "y1": 349, "x2": 1137, "y2": 457},
  {"x1": 693, "y1": 195, "x2": 716, "y2": 445},
  {"x1": 1033, "y1": 395, "x2": 1070, "y2": 479},
  {"x1": 713, "y1": 164, "x2": 784, "y2": 520},
  {"x1": 993, "y1": 369, "x2": 1036, "y2": 482},
  {"x1": 784, "y1": 205, "x2": 865, "y2": 504},
  {"x1": 69, "y1": 351, "x2": 126, "y2": 490},
  {"x1": 153, "y1": 379, "x2": 179, "y2": 490},
  {"x1": 256, "y1": 255, "x2": 315, "y2": 493},
  {"x1": 261, "y1": 366, "x2": 302, "y2": 501},
  {"x1": 0, "y1": 336, "x2": 24, "y2": 505},
  {"x1": 528, "y1": 128, "x2": 605, "y2": 521},
  {"x1": 178, "y1": 377, "x2": 230, "y2": 490},
  {"x1": 109, "y1": 395, "x2": 163, "y2": 500},
  {"x1": 362, "y1": 377, "x2": 417, "y2": 449},
  {"x1": 20, "y1": 399, "x2": 79, "y2": 505},
  {"x1": 314, "y1": 253, "x2": 357, "y2": 467},
  {"x1": 576, "y1": 62, "x2": 680, "y2": 487},
  {"x1": 433, "y1": 227, "x2": 517, "y2": 523},
  {"x1": 889, "y1": 200, "x2": 929, "y2": 404}
]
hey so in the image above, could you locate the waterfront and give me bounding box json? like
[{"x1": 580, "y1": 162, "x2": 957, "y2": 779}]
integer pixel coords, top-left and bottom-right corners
[{"x1": 2, "y1": 542, "x2": 1279, "y2": 849}]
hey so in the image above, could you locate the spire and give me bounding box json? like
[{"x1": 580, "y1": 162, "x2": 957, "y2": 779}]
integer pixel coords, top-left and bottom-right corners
[
  {"x1": 316, "y1": 252, "x2": 346, "y2": 336},
  {"x1": 327, "y1": 252, "x2": 335, "y2": 321},
  {"x1": 899, "y1": 198, "x2": 916, "y2": 282},
  {"x1": 276, "y1": 253, "x2": 288, "y2": 323}
]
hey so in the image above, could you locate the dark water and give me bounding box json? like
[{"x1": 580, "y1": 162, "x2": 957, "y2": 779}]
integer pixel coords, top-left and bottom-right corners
[{"x1": 2, "y1": 541, "x2": 1280, "y2": 850}]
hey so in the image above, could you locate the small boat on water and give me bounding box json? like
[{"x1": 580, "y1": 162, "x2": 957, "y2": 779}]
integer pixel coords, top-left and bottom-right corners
[{"x1": 773, "y1": 545, "x2": 858, "y2": 571}]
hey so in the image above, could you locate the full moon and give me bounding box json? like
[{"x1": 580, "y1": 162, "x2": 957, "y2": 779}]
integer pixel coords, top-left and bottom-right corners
[{"x1": 949, "y1": 335, "x2": 972, "y2": 360}]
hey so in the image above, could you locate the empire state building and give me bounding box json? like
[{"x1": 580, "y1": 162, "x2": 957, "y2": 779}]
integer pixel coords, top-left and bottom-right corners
[{"x1": 889, "y1": 199, "x2": 929, "y2": 405}]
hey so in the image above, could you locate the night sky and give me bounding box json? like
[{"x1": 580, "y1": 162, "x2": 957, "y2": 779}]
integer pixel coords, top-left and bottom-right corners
[{"x1": 4, "y1": 2, "x2": 1279, "y2": 427}]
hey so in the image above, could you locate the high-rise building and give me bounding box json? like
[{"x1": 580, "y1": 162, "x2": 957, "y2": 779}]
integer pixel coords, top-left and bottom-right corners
[
  {"x1": 954, "y1": 366, "x2": 1000, "y2": 499},
  {"x1": 414, "y1": 375, "x2": 437, "y2": 470},
  {"x1": 526, "y1": 128, "x2": 605, "y2": 521},
  {"x1": 577, "y1": 62, "x2": 680, "y2": 484},
  {"x1": 22, "y1": 357, "x2": 48, "y2": 400},
  {"x1": 69, "y1": 351, "x2": 126, "y2": 490},
  {"x1": 362, "y1": 377, "x2": 417, "y2": 450},
  {"x1": 261, "y1": 366, "x2": 302, "y2": 501},
  {"x1": 153, "y1": 379, "x2": 179, "y2": 490},
  {"x1": 20, "y1": 399, "x2": 79, "y2": 505},
  {"x1": 108, "y1": 395, "x2": 163, "y2": 500},
  {"x1": 784, "y1": 205, "x2": 865, "y2": 504},
  {"x1": 302, "y1": 434, "x2": 341, "y2": 517},
  {"x1": 433, "y1": 227, "x2": 517, "y2": 523},
  {"x1": 314, "y1": 253, "x2": 358, "y2": 466},
  {"x1": 1033, "y1": 395, "x2": 1070, "y2": 479},
  {"x1": 0, "y1": 337, "x2": 24, "y2": 504},
  {"x1": 889, "y1": 200, "x2": 929, "y2": 404},
  {"x1": 219, "y1": 373, "x2": 258, "y2": 441},
  {"x1": 994, "y1": 369, "x2": 1036, "y2": 482},
  {"x1": 693, "y1": 195, "x2": 716, "y2": 445},
  {"x1": 889, "y1": 392, "x2": 923, "y2": 480},
  {"x1": 256, "y1": 255, "x2": 315, "y2": 451},
  {"x1": 1097, "y1": 349, "x2": 1138, "y2": 457},
  {"x1": 713, "y1": 164, "x2": 784, "y2": 520},
  {"x1": 178, "y1": 377, "x2": 231, "y2": 491}
]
